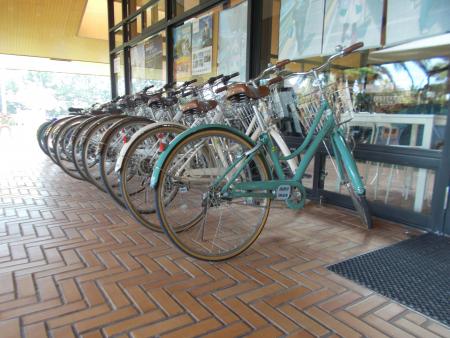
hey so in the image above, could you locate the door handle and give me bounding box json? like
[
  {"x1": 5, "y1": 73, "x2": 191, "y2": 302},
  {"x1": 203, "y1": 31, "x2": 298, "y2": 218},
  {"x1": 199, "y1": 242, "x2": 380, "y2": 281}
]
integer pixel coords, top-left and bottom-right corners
[{"x1": 444, "y1": 186, "x2": 449, "y2": 211}]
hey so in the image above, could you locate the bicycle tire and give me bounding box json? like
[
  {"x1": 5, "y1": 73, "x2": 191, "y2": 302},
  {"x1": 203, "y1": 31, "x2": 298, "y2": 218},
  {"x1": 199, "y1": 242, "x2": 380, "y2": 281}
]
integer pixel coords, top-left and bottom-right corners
[
  {"x1": 47, "y1": 116, "x2": 80, "y2": 165},
  {"x1": 154, "y1": 126, "x2": 271, "y2": 261},
  {"x1": 71, "y1": 115, "x2": 108, "y2": 180},
  {"x1": 81, "y1": 115, "x2": 126, "y2": 190},
  {"x1": 54, "y1": 116, "x2": 90, "y2": 180},
  {"x1": 36, "y1": 121, "x2": 52, "y2": 155},
  {"x1": 98, "y1": 116, "x2": 154, "y2": 207},
  {"x1": 118, "y1": 123, "x2": 187, "y2": 231}
]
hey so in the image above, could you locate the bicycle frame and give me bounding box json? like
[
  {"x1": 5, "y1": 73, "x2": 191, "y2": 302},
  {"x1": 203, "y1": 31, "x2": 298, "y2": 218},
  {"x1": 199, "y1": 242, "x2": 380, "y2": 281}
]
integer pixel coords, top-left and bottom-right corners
[
  {"x1": 150, "y1": 91, "x2": 366, "y2": 209},
  {"x1": 213, "y1": 99, "x2": 366, "y2": 205}
]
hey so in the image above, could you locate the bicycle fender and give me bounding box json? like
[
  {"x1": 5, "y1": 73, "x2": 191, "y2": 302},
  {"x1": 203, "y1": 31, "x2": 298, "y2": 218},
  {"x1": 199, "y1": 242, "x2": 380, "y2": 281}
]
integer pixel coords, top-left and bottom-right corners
[
  {"x1": 332, "y1": 131, "x2": 366, "y2": 195},
  {"x1": 150, "y1": 124, "x2": 257, "y2": 189},
  {"x1": 114, "y1": 122, "x2": 187, "y2": 173},
  {"x1": 97, "y1": 116, "x2": 153, "y2": 159}
]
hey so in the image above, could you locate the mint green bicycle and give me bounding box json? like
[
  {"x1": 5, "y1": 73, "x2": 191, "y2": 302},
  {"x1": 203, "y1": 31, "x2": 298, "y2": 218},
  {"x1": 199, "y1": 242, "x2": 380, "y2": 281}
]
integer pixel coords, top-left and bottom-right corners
[{"x1": 151, "y1": 42, "x2": 371, "y2": 261}]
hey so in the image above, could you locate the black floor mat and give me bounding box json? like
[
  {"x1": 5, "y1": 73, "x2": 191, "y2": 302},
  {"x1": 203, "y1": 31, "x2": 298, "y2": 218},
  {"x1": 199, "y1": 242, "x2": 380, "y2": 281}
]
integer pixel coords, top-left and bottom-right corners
[{"x1": 328, "y1": 233, "x2": 450, "y2": 326}]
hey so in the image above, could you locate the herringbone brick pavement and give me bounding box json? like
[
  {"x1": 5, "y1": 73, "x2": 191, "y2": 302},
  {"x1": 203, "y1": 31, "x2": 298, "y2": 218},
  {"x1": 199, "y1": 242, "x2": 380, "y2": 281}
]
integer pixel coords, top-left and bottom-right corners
[{"x1": 1, "y1": 137, "x2": 449, "y2": 338}]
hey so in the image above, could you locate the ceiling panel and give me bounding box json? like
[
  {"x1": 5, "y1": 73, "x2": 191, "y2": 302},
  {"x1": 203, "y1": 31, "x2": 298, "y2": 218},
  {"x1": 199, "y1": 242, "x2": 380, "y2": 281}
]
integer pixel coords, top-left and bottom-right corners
[{"x1": 0, "y1": 0, "x2": 109, "y2": 63}]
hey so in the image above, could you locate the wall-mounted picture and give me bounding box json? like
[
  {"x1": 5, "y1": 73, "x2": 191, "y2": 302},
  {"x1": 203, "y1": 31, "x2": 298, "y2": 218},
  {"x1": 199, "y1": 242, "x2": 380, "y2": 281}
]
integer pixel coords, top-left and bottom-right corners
[
  {"x1": 386, "y1": 0, "x2": 450, "y2": 46},
  {"x1": 192, "y1": 46, "x2": 212, "y2": 75},
  {"x1": 145, "y1": 34, "x2": 163, "y2": 70},
  {"x1": 322, "y1": 0, "x2": 383, "y2": 55},
  {"x1": 192, "y1": 14, "x2": 213, "y2": 75},
  {"x1": 192, "y1": 14, "x2": 213, "y2": 50},
  {"x1": 218, "y1": 1, "x2": 248, "y2": 81},
  {"x1": 173, "y1": 23, "x2": 192, "y2": 80},
  {"x1": 279, "y1": 0, "x2": 325, "y2": 60}
]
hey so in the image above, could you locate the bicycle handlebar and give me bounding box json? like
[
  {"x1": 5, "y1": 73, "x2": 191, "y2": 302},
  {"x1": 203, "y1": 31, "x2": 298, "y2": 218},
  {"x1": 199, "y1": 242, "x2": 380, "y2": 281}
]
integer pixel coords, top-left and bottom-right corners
[
  {"x1": 276, "y1": 59, "x2": 290, "y2": 69},
  {"x1": 287, "y1": 41, "x2": 364, "y2": 78},
  {"x1": 267, "y1": 76, "x2": 283, "y2": 86},
  {"x1": 183, "y1": 79, "x2": 197, "y2": 87},
  {"x1": 222, "y1": 72, "x2": 239, "y2": 84},
  {"x1": 208, "y1": 74, "x2": 224, "y2": 84},
  {"x1": 343, "y1": 41, "x2": 364, "y2": 56},
  {"x1": 68, "y1": 107, "x2": 84, "y2": 113}
]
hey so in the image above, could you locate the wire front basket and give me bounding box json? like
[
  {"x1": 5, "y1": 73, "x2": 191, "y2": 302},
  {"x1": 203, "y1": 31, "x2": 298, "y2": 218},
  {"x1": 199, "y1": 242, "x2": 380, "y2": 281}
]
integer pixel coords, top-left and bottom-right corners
[{"x1": 296, "y1": 82, "x2": 354, "y2": 135}]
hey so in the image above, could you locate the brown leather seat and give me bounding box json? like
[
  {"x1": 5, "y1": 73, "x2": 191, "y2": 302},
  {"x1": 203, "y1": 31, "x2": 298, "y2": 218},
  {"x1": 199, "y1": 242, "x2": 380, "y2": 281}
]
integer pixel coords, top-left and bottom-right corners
[
  {"x1": 181, "y1": 99, "x2": 218, "y2": 115},
  {"x1": 226, "y1": 84, "x2": 269, "y2": 100},
  {"x1": 147, "y1": 94, "x2": 162, "y2": 108}
]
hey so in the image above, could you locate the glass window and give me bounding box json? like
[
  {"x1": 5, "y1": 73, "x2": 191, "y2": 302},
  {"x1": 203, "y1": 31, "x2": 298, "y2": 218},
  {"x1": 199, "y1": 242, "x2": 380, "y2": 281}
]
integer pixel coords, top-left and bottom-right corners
[
  {"x1": 144, "y1": 0, "x2": 165, "y2": 28},
  {"x1": 129, "y1": 16, "x2": 143, "y2": 39},
  {"x1": 113, "y1": 0, "x2": 123, "y2": 25},
  {"x1": 129, "y1": 0, "x2": 154, "y2": 14},
  {"x1": 113, "y1": 52, "x2": 126, "y2": 96},
  {"x1": 338, "y1": 57, "x2": 449, "y2": 150},
  {"x1": 264, "y1": 0, "x2": 449, "y2": 152},
  {"x1": 174, "y1": 0, "x2": 243, "y2": 17},
  {"x1": 174, "y1": 0, "x2": 201, "y2": 17},
  {"x1": 172, "y1": 0, "x2": 248, "y2": 83},
  {"x1": 114, "y1": 28, "x2": 124, "y2": 47},
  {"x1": 130, "y1": 31, "x2": 167, "y2": 93},
  {"x1": 323, "y1": 156, "x2": 436, "y2": 214}
]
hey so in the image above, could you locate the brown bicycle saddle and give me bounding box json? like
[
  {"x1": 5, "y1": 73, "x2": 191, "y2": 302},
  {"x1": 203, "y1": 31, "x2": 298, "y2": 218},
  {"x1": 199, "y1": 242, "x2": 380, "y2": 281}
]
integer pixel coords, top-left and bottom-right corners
[
  {"x1": 226, "y1": 83, "x2": 269, "y2": 100},
  {"x1": 147, "y1": 93, "x2": 162, "y2": 108},
  {"x1": 181, "y1": 99, "x2": 218, "y2": 115}
]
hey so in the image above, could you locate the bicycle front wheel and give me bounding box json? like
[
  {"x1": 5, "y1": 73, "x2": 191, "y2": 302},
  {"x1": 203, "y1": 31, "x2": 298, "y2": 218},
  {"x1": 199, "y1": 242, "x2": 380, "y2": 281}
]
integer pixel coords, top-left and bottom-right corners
[{"x1": 154, "y1": 127, "x2": 271, "y2": 261}]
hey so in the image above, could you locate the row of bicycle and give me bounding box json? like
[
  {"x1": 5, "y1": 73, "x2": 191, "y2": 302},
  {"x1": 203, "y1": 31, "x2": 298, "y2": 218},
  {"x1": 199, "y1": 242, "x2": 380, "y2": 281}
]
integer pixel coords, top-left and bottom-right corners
[
  {"x1": 37, "y1": 42, "x2": 372, "y2": 261},
  {"x1": 36, "y1": 70, "x2": 281, "y2": 228}
]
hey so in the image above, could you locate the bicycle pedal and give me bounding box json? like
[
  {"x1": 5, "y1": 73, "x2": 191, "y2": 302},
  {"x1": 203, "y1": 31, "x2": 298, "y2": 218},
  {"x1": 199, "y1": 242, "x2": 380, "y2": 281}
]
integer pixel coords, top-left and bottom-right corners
[{"x1": 275, "y1": 185, "x2": 291, "y2": 200}]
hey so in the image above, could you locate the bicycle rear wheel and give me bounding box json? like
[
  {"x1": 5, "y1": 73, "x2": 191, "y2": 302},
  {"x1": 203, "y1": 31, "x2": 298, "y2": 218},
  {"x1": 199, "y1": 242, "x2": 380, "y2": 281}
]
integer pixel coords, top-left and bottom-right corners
[
  {"x1": 82, "y1": 115, "x2": 125, "y2": 190},
  {"x1": 119, "y1": 123, "x2": 186, "y2": 231},
  {"x1": 45, "y1": 117, "x2": 75, "y2": 163},
  {"x1": 154, "y1": 127, "x2": 271, "y2": 261},
  {"x1": 71, "y1": 115, "x2": 107, "y2": 180},
  {"x1": 99, "y1": 116, "x2": 154, "y2": 207},
  {"x1": 55, "y1": 116, "x2": 89, "y2": 180},
  {"x1": 37, "y1": 121, "x2": 52, "y2": 155}
]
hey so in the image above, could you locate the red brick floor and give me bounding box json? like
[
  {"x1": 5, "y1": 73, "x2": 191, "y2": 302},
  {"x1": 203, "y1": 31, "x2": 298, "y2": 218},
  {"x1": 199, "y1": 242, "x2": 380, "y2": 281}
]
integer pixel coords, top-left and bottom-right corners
[{"x1": 1, "y1": 134, "x2": 449, "y2": 337}]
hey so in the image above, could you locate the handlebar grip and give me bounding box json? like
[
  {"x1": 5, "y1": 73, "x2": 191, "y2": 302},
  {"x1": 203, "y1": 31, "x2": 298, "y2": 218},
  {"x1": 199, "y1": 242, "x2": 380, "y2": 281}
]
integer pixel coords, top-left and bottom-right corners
[
  {"x1": 267, "y1": 76, "x2": 283, "y2": 86},
  {"x1": 182, "y1": 91, "x2": 193, "y2": 97},
  {"x1": 208, "y1": 74, "x2": 224, "y2": 84},
  {"x1": 163, "y1": 82, "x2": 175, "y2": 90},
  {"x1": 68, "y1": 107, "x2": 83, "y2": 112},
  {"x1": 276, "y1": 59, "x2": 291, "y2": 69},
  {"x1": 343, "y1": 41, "x2": 364, "y2": 55},
  {"x1": 223, "y1": 72, "x2": 240, "y2": 83},
  {"x1": 143, "y1": 85, "x2": 154, "y2": 92},
  {"x1": 215, "y1": 86, "x2": 228, "y2": 94},
  {"x1": 183, "y1": 79, "x2": 197, "y2": 87}
]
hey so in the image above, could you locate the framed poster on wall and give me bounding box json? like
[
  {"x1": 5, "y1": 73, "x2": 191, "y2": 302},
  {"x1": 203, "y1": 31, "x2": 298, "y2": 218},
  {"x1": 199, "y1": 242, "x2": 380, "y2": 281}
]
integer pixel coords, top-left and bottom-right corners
[
  {"x1": 322, "y1": 0, "x2": 383, "y2": 55},
  {"x1": 279, "y1": 0, "x2": 325, "y2": 60},
  {"x1": 173, "y1": 23, "x2": 192, "y2": 80},
  {"x1": 386, "y1": 0, "x2": 450, "y2": 46},
  {"x1": 192, "y1": 14, "x2": 213, "y2": 75},
  {"x1": 130, "y1": 43, "x2": 145, "y2": 79},
  {"x1": 145, "y1": 35, "x2": 163, "y2": 70},
  {"x1": 217, "y1": 1, "x2": 248, "y2": 81}
]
